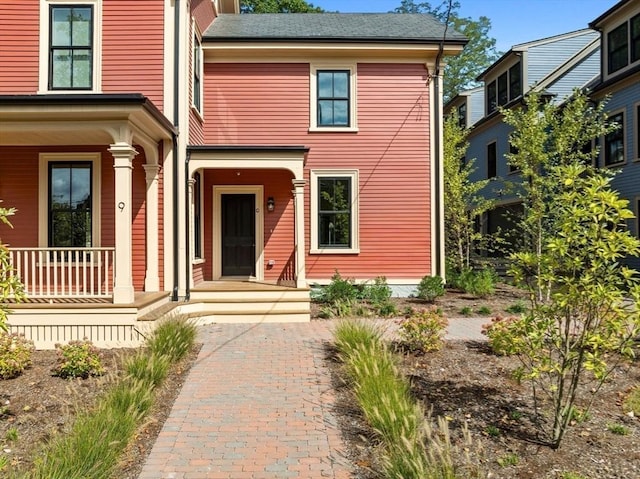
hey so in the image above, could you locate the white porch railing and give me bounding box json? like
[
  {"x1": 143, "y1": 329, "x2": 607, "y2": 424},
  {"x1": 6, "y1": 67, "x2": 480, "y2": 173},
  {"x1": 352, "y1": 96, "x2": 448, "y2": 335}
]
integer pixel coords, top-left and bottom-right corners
[{"x1": 8, "y1": 247, "x2": 115, "y2": 298}]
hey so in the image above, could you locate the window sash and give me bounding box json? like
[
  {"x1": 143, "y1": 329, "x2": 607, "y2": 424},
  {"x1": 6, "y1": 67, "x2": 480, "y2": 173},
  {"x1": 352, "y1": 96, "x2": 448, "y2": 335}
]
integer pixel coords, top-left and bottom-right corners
[
  {"x1": 48, "y1": 162, "x2": 93, "y2": 247},
  {"x1": 608, "y1": 22, "x2": 629, "y2": 74},
  {"x1": 458, "y1": 103, "x2": 467, "y2": 129},
  {"x1": 317, "y1": 70, "x2": 350, "y2": 127},
  {"x1": 49, "y1": 5, "x2": 93, "y2": 90},
  {"x1": 632, "y1": 14, "x2": 640, "y2": 63},
  {"x1": 604, "y1": 112, "x2": 624, "y2": 166},
  {"x1": 193, "y1": 35, "x2": 202, "y2": 111},
  {"x1": 509, "y1": 63, "x2": 521, "y2": 100},
  {"x1": 317, "y1": 177, "x2": 352, "y2": 248},
  {"x1": 487, "y1": 81, "x2": 497, "y2": 114},
  {"x1": 497, "y1": 72, "x2": 508, "y2": 106}
]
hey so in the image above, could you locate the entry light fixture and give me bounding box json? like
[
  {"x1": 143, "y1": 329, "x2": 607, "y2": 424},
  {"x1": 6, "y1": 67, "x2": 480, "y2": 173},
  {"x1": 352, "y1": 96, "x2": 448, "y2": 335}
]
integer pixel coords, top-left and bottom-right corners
[{"x1": 267, "y1": 197, "x2": 275, "y2": 212}]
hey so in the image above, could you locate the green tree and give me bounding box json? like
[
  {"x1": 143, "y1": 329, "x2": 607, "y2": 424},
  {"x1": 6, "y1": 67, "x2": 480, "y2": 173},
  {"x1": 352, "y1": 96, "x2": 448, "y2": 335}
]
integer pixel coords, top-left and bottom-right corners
[
  {"x1": 502, "y1": 90, "x2": 615, "y2": 300},
  {"x1": 393, "y1": 0, "x2": 500, "y2": 102},
  {"x1": 240, "y1": 0, "x2": 324, "y2": 13},
  {"x1": 443, "y1": 115, "x2": 493, "y2": 273},
  {"x1": 0, "y1": 201, "x2": 25, "y2": 332},
  {"x1": 500, "y1": 91, "x2": 640, "y2": 449}
]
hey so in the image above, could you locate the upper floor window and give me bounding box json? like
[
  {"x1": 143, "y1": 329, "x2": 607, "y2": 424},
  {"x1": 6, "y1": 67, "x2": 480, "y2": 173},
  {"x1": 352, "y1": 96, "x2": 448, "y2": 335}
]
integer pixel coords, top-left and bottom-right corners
[
  {"x1": 310, "y1": 64, "x2": 357, "y2": 132},
  {"x1": 192, "y1": 33, "x2": 203, "y2": 113},
  {"x1": 609, "y1": 22, "x2": 629, "y2": 74},
  {"x1": 509, "y1": 63, "x2": 522, "y2": 100},
  {"x1": 458, "y1": 102, "x2": 467, "y2": 129},
  {"x1": 604, "y1": 111, "x2": 625, "y2": 166},
  {"x1": 486, "y1": 61, "x2": 521, "y2": 115},
  {"x1": 487, "y1": 141, "x2": 497, "y2": 178},
  {"x1": 633, "y1": 14, "x2": 640, "y2": 65},
  {"x1": 49, "y1": 5, "x2": 93, "y2": 90},
  {"x1": 636, "y1": 103, "x2": 640, "y2": 160}
]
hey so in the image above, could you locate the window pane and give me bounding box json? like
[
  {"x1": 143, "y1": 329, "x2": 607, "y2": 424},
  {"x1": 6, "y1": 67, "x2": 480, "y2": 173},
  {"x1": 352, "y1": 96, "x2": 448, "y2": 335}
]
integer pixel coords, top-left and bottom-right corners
[
  {"x1": 319, "y1": 213, "x2": 350, "y2": 247},
  {"x1": 318, "y1": 72, "x2": 333, "y2": 98},
  {"x1": 49, "y1": 163, "x2": 92, "y2": 248},
  {"x1": 498, "y1": 72, "x2": 508, "y2": 106},
  {"x1": 487, "y1": 81, "x2": 497, "y2": 114},
  {"x1": 318, "y1": 100, "x2": 334, "y2": 125},
  {"x1": 72, "y1": 50, "x2": 91, "y2": 88},
  {"x1": 72, "y1": 8, "x2": 91, "y2": 46},
  {"x1": 333, "y1": 72, "x2": 349, "y2": 98},
  {"x1": 509, "y1": 63, "x2": 521, "y2": 100},
  {"x1": 333, "y1": 100, "x2": 349, "y2": 125},
  {"x1": 632, "y1": 14, "x2": 640, "y2": 63},
  {"x1": 52, "y1": 8, "x2": 71, "y2": 46},
  {"x1": 487, "y1": 142, "x2": 497, "y2": 178},
  {"x1": 52, "y1": 50, "x2": 71, "y2": 88},
  {"x1": 605, "y1": 113, "x2": 624, "y2": 166}
]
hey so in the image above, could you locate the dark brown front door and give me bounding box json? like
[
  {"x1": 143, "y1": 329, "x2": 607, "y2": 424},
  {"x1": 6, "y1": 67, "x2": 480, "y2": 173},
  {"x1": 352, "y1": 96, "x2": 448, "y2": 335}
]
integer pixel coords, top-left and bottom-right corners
[{"x1": 221, "y1": 194, "x2": 255, "y2": 277}]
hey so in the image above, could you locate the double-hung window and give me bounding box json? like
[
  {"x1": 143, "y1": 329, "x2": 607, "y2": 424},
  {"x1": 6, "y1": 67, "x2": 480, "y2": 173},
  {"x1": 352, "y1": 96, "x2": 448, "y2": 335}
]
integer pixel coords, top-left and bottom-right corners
[
  {"x1": 49, "y1": 5, "x2": 93, "y2": 90},
  {"x1": 310, "y1": 170, "x2": 359, "y2": 253},
  {"x1": 604, "y1": 111, "x2": 625, "y2": 166},
  {"x1": 310, "y1": 64, "x2": 357, "y2": 131},
  {"x1": 192, "y1": 33, "x2": 203, "y2": 114},
  {"x1": 608, "y1": 22, "x2": 629, "y2": 74}
]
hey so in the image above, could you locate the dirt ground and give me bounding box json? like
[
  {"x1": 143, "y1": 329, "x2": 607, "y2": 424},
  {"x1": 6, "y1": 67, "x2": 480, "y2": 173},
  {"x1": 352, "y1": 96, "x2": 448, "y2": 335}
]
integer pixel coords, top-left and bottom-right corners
[{"x1": 1, "y1": 286, "x2": 638, "y2": 478}]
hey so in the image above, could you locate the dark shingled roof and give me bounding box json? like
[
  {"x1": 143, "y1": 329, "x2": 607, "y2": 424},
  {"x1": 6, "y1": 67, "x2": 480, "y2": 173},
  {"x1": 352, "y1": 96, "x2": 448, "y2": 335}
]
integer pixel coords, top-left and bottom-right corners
[{"x1": 203, "y1": 13, "x2": 467, "y2": 44}]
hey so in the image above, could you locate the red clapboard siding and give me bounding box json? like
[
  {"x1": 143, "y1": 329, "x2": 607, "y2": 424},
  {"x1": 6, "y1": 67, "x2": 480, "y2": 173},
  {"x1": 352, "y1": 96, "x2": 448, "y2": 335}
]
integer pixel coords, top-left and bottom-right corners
[
  {"x1": 202, "y1": 62, "x2": 431, "y2": 280},
  {"x1": 201, "y1": 169, "x2": 295, "y2": 282},
  {"x1": 102, "y1": 0, "x2": 165, "y2": 110},
  {"x1": 0, "y1": 1, "x2": 39, "y2": 93}
]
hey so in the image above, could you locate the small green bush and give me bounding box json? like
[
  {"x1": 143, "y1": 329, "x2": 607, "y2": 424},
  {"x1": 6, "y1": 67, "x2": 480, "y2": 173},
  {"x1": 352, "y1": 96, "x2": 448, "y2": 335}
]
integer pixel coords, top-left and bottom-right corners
[
  {"x1": 362, "y1": 276, "x2": 393, "y2": 306},
  {"x1": 376, "y1": 301, "x2": 398, "y2": 318},
  {"x1": 607, "y1": 423, "x2": 630, "y2": 435},
  {"x1": 52, "y1": 339, "x2": 105, "y2": 379},
  {"x1": 319, "y1": 271, "x2": 358, "y2": 304},
  {"x1": 397, "y1": 308, "x2": 448, "y2": 353},
  {"x1": 477, "y1": 305, "x2": 492, "y2": 315},
  {"x1": 459, "y1": 306, "x2": 472, "y2": 316},
  {"x1": 0, "y1": 333, "x2": 35, "y2": 379},
  {"x1": 504, "y1": 300, "x2": 527, "y2": 314},
  {"x1": 482, "y1": 316, "x2": 524, "y2": 356},
  {"x1": 415, "y1": 275, "x2": 445, "y2": 302},
  {"x1": 457, "y1": 268, "x2": 497, "y2": 298}
]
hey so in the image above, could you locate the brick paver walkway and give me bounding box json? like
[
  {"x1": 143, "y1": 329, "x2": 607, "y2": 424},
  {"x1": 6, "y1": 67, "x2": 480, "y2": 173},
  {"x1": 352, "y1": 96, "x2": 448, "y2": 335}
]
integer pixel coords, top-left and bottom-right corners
[{"x1": 138, "y1": 322, "x2": 352, "y2": 479}]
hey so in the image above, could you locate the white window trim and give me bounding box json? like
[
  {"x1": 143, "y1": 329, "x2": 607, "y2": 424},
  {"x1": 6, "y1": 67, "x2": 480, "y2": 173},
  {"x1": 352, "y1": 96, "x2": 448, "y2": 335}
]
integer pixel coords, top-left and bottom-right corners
[
  {"x1": 309, "y1": 62, "x2": 358, "y2": 133},
  {"x1": 190, "y1": 172, "x2": 204, "y2": 263},
  {"x1": 310, "y1": 169, "x2": 360, "y2": 254},
  {"x1": 39, "y1": 0, "x2": 102, "y2": 94},
  {"x1": 38, "y1": 152, "x2": 102, "y2": 248},
  {"x1": 602, "y1": 108, "x2": 627, "y2": 167},
  {"x1": 191, "y1": 20, "x2": 204, "y2": 119}
]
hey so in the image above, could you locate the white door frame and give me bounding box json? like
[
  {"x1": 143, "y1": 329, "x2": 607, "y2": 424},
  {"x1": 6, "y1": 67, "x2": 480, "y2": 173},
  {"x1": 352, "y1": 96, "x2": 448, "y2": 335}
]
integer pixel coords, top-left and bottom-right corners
[{"x1": 212, "y1": 185, "x2": 264, "y2": 281}]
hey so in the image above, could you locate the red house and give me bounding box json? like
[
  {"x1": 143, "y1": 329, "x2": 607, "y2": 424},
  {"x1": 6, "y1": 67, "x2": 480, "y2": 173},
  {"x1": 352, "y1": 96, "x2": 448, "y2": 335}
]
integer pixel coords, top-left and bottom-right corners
[{"x1": 0, "y1": 1, "x2": 465, "y2": 347}]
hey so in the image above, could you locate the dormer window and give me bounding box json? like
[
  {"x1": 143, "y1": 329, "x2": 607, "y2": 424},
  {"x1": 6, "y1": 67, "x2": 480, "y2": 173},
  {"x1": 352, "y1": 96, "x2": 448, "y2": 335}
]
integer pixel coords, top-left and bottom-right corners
[
  {"x1": 608, "y1": 13, "x2": 640, "y2": 74},
  {"x1": 486, "y1": 61, "x2": 521, "y2": 115},
  {"x1": 458, "y1": 102, "x2": 467, "y2": 129}
]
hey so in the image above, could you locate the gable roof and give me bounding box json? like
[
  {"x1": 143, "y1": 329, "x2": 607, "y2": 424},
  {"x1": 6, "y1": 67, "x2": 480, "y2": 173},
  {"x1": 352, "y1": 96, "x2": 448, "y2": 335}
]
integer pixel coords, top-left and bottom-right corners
[{"x1": 203, "y1": 13, "x2": 466, "y2": 44}]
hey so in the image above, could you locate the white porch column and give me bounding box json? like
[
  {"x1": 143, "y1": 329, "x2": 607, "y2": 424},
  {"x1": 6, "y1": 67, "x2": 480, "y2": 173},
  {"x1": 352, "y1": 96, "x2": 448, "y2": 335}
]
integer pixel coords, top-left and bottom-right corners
[
  {"x1": 110, "y1": 143, "x2": 138, "y2": 304},
  {"x1": 143, "y1": 164, "x2": 160, "y2": 292},
  {"x1": 292, "y1": 179, "x2": 306, "y2": 288}
]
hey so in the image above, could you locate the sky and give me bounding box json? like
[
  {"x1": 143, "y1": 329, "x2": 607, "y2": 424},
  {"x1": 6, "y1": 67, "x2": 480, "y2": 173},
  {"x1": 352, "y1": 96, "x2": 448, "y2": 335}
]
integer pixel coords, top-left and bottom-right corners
[{"x1": 311, "y1": 0, "x2": 619, "y2": 52}]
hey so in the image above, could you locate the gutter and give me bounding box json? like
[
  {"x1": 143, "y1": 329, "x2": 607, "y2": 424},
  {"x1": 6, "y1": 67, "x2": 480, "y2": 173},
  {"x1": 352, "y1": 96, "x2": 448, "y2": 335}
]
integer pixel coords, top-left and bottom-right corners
[{"x1": 171, "y1": 0, "x2": 181, "y2": 302}]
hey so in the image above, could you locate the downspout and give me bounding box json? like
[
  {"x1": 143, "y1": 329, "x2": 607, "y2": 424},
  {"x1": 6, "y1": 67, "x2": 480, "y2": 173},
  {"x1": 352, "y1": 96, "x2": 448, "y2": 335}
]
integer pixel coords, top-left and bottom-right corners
[
  {"x1": 184, "y1": 150, "x2": 191, "y2": 301},
  {"x1": 171, "y1": 0, "x2": 181, "y2": 301},
  {"x1": 432, "y1": 7, "x2": 451, "y2": 280}
]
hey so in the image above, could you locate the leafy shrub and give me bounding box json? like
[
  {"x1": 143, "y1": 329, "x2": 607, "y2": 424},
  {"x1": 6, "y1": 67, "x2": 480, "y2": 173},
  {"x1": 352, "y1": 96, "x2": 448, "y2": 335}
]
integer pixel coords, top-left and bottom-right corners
[
  {"x1": 481, "y1": 316, "x2": 524, "y2": 356},
  {"x1": 477, "y1": 305, "x2": 492, "y2": 315},
  {"x1": 459, "y1": 306, "x2": 472, "y2": 316},
  {"x1": 362, "y1": 276, "x2": 393, "y2": 306},
  {"x1": 457, "y1": 268, "x2": 497, "y2": 298},
  {"x1": 376, "y1": 300, "x2": 398, "y2": 318},
  {"x1": 318, "y1": 271, "x2": 358, "y2": 304},
  {"x1": 0, "y1": 333, "x2": 35, "y2": 379},
  {"x1": 52, "y1": 339, "x2": 105, "y2": 379},
  {"x1": 397, "y1": 308, "x2": 448, "y2": 353},
  {"x1": 415, "y1": 275, "x2": 445, "y2": 302}
]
